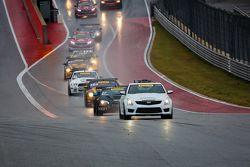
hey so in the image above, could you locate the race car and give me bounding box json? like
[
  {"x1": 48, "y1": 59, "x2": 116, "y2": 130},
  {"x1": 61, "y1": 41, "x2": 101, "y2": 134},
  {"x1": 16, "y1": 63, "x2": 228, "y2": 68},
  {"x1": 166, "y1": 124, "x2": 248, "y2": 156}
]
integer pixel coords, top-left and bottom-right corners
[
  {"x1": 68, "y1": 70, "x2": 99, "y2": 96},
  {"x1": 119, "y1": 80, "x2": 173, "y2": 120},
  {"x1": 63, "y1": 59, "x2": 91, "y2": 80},
  {"x1": 75, "y1": 0, "x2": 97, "y2": 18},
  {"x1": 93, "y1": 86, "x2": 127, "y2": 116},
  {"x1": 66, "y1": 51, "x2": 98, "y2": 71},
  {"x1": 100, "y1": 0, "x2": 122, "y2": 10},
  {"x1": 76, "y1": 24, "x2": 102, "y2": 42},
  {"x1": 68, "y1": 31, "x2": 95, "y2": 52},
  {"x1": 84, "y1": 78, "x2": 119, "y2": 107}
]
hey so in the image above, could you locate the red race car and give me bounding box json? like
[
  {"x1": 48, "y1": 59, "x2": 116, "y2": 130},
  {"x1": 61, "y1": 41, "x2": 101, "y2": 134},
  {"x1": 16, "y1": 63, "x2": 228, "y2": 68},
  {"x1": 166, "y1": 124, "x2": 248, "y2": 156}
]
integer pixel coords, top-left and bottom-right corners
[
  {"x1": 75, "y1": 0, "x2": 97, "y2": 18},
  {"x1": 100, "y1": 0, "x2": 122, "y2": 10},
  {"x1": 68, "y1": 31, "x2": 95, "y2": 52}
]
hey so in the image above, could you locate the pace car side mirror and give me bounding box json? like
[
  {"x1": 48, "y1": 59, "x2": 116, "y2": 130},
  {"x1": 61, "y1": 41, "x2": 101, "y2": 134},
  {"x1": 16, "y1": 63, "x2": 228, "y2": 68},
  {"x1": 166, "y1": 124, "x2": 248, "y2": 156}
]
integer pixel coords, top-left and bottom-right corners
[{"x1": 167, "y1": 90, "x2": 173, "y2": 94}]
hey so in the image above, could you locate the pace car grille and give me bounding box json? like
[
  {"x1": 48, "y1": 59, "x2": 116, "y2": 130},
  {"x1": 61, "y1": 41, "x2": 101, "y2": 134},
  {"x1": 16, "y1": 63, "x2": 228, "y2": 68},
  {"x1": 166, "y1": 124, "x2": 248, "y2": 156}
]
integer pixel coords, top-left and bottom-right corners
[
  {"x1": 136, "y1": 101, "x2": 162, "y2": 105},
  {"x1": 136, "y1": 108, "x2": 162, "y2": 113}
]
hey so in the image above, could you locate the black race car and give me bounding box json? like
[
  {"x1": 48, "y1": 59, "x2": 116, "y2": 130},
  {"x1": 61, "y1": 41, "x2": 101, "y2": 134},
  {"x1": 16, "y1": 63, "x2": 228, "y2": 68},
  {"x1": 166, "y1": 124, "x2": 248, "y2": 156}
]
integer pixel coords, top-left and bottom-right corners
[
  {"x1": 93, "y1": 86, "x2": 127, "y2": 116},
  {"x1": 77, "y1": 24, "x2": 102, "y2": 42},
  {"x1": 84, "y1": 78, "x2": 119, "y2": 107},
  {"x1": 63, "y1": 59, "x2": 90, "y2": 80},
  {"x1": 100, "y1": 0, "x2": 122, "y2": 10},
  {"x1": 66, "y1": 51, "x2": 98, "y2": 71}
]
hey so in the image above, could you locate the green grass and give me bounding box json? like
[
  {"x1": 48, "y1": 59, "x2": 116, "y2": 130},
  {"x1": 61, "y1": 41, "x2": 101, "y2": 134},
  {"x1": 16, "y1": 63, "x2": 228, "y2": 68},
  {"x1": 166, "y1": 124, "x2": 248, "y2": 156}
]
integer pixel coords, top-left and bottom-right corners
[{"x1": 150, "y1": 21, "x2": 250, "y2": 107}]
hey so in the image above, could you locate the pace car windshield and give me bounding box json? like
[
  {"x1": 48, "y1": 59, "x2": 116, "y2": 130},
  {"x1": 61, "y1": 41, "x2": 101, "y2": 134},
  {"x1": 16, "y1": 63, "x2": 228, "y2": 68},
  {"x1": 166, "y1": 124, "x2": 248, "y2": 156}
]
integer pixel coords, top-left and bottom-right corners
[{"x1": 128, "y1": 84, "x2": 165, "y2": 94}]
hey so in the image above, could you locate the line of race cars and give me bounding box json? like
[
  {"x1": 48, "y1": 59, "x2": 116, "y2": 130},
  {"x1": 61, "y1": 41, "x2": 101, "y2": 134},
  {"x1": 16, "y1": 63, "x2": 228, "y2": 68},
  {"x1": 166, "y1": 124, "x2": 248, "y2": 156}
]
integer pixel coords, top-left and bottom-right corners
[{"x1": 64, "y1": 0, "x2": 173, "y2": 119}]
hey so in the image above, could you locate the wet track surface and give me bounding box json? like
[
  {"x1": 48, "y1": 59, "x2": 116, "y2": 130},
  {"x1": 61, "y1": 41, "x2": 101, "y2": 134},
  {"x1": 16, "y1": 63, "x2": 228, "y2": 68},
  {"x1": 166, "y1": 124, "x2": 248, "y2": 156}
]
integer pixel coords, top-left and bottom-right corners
[{"x1": 1, "y1": 0, "x2": 250, "y2": 166}]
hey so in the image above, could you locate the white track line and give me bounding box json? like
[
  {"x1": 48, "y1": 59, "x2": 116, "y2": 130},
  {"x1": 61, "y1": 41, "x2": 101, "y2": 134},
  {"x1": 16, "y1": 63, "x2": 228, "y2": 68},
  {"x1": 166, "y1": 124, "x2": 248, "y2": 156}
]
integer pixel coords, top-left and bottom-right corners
[
  {"x1": 143, "y1": 0, "x2": 250, "y2": 111},
  {"x1": 102, "y1": 24, "x2": 117, "y2": 78},
  {"x1": 3, "y1": 0, "x2": 69, "y2": 118}
]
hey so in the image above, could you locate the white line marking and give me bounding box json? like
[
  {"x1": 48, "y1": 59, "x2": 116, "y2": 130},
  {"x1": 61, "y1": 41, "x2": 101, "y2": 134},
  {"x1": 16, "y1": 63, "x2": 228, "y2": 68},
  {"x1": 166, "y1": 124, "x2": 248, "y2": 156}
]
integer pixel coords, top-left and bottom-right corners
[
  {"x1": 102, "y1": 24, "x2": 118, "y2": 78},
  {"x1": 143, "y1": 0, "x2": 250, "y2": 111},
  {"x1": 3, "y1": 0, "x2": 69, "y2": 118}
]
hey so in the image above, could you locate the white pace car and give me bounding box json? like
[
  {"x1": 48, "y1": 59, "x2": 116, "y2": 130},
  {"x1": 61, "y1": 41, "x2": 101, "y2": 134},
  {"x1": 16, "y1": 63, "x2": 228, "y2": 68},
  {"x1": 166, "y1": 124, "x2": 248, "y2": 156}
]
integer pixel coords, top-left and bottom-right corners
[
  {"x1": 68, "y1": 70, "x2": 99, "y2": 96},
  {"x1": 119, "y1": 81, "x2": 173, "y2": 120}
]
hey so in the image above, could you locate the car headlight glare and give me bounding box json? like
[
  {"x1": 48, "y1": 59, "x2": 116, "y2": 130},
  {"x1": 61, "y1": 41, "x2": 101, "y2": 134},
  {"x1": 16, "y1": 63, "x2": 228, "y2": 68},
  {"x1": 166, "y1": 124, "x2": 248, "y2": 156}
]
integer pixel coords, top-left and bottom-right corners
[
  {"x1": 95, "y1": 32, "x2": 100, "y2": 36},
  {"x1": 88, "y1": 67, "x2": 93, "y2": 71},
  {"x1": 91, "y1": 7, "x2": 95, "y2": 11},
  {"x1": 70, "y1": 41, "x2": 75, "y2": 45},
  {"x1": 100, "y1": 100, "x2": 109, "y2": 106},
  {"x1": 87, "y1": 41, "x2": 92, "y2": 45},
  {"x1": 88, "y1": 92, "x2": 94, "y2": 97},
  {"x1": 66, "y1": 68, "x2": 71, "y2": 73},
  {"x1": 127, "y1": 98, "x2": 133, "y2": 106},
  {"x1": 91, "y1": 59, "x2": 97, "y2": 65},
  {"x1": 164, "y1": 98, "x2": 170, "y2": 105}
]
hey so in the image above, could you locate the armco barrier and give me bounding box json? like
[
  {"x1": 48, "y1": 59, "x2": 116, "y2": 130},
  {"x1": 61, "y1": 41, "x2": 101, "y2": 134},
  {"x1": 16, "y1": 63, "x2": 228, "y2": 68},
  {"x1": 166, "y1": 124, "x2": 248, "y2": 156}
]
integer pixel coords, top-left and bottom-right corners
[
  {"x1": 154, "y1": 6, "x2": 250, "y2": 81},
  {"x1": 22, "y1": 0, "x2": 48, "y2": 44}
]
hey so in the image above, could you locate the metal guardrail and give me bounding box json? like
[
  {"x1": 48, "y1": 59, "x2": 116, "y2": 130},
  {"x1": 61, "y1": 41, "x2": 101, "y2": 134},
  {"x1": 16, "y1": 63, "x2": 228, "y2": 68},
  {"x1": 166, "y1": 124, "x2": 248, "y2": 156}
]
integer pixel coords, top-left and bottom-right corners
[{"x1": 154, "y1": 6, "x2": 250, "y2": 81}]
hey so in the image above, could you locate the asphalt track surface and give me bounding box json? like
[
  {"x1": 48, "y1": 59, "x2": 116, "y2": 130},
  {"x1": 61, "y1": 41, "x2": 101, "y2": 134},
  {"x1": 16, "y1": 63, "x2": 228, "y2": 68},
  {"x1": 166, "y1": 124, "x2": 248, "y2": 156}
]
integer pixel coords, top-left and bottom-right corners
[{"x1": 0, "y1": 0, "x2": 250, "y2": 167}]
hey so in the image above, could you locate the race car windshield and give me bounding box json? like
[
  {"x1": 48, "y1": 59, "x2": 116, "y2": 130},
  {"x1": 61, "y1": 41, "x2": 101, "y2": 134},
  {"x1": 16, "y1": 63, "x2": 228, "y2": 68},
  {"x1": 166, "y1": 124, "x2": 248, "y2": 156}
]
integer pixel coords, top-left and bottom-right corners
[
  {"x1": 101, "y1": 90, "x2": 121, "y2": 96},
  {"x1": 76, "y1": 34, "x2": 90, "y2": 39},
  {"x1": 89, "y1": 81, "x2": 118, "y2": 88},
  {"x1": 79, "y1": 2, "x2": 93, "y2": 6},
  {"x1": 128, "y1": 84, "x2": 165, "y2": 94},
  {"x1": 73, "y1": 72, "x2": 98, "y2": 78},
  {"x1": 68, "y1": 60, "x2": 86, "y2": 64}
]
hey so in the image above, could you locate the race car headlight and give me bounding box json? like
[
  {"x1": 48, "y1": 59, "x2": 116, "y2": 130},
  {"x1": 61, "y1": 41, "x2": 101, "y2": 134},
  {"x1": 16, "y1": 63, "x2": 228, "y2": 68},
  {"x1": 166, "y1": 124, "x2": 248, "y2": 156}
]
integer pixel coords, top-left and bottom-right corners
[
  {"x1": 127, "y1": 98, "x2": 134, "y2": 106},
  {"x1": 88, "y1": 67, "x2": 93, "y2": 71},
  {"x1": 88, "y1": 92, "x2": 94, "y2": 97},
  {"x1": 101, "y1": 1, "x2": 105, "y2": 4},
  {"x1": 77, "y1": 8, "x2": 81, "y2": 12},
  {"x1": 116, "y1": 0, "x2": 120, "y2": 3},
  {"x1": 70, "y1": 41, "x2": 75, "y2": 45},
  {"x1": 100, "y1": 100, "x2": 109, "y2": 106},
  {"x1": 91, "y1": 59, "x2": 97, "y2": 65},
  {"x1": 95, "y1": 32, "x2": 100, "y2": 36},
  {"x1": 87, "y1": 41, "x2": 92, "y2": 45},
  {"x1": 66, "y1": 68, "x2": 71, "y2": 73},
  {"x1": 164, "y1": 98, "x2": 171, "y2": 105},
  {"x1": 91, "y1": 7, "x2": 96, "y2": 11}
]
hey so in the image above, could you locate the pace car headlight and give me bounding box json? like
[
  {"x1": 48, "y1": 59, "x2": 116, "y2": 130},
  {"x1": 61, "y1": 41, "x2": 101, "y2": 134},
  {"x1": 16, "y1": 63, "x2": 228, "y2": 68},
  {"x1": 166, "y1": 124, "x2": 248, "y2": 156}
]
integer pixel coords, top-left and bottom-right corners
[
  {"x1": 164, "y1": 98, "x2": 171, "y2": 105},
  {"x1": 127, "y1": 98, "x2": 134, "y2": 106},
  {"x1": 87, "y1": 41, "x2": 92, "y2": 45},
  {"x1": 100, "y1": 100, "x2": 109, "y2": 106},
  {"x1": 66, "y1": 68, "x2": 71, "y2": 73},
  {"x1": 88, "y1": 92, "x2": 94, "y2": 97}
]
